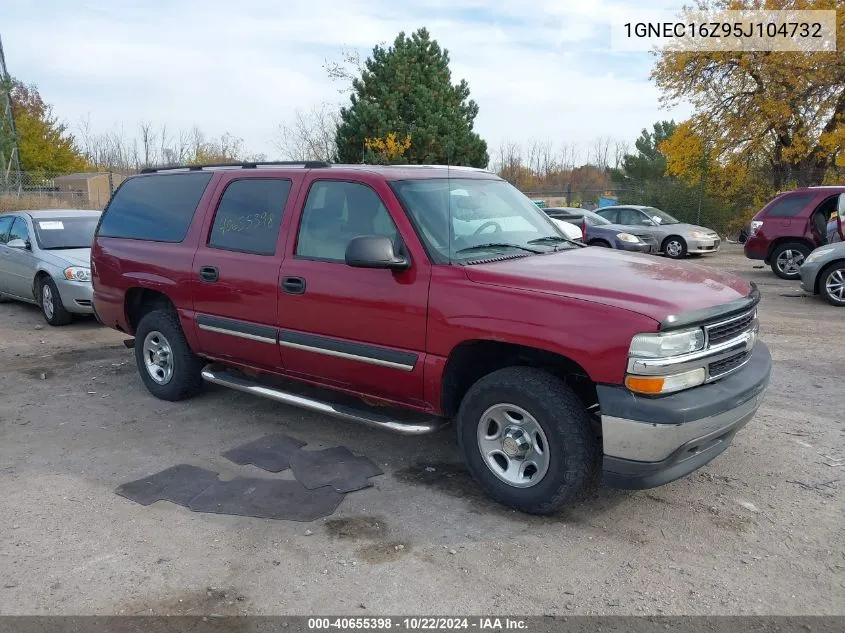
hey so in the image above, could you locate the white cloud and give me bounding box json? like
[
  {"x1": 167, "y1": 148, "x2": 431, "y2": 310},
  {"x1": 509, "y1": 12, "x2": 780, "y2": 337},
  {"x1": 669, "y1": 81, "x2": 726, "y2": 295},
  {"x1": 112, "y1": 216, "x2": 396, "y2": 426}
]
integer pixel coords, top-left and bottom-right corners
[{"x1": 3, "y1": 0, "x2": 691, "y2": 163}]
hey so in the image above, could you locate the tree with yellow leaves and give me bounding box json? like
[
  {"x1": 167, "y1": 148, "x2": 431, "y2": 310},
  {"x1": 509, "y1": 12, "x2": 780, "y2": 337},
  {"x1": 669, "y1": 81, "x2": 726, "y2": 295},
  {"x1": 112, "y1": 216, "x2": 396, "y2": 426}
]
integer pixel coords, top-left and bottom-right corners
[
  {"x1": 364, "y1": 133, "x2": 412, "y2": 164},
  {"x1": 652, "y1": 0, "x2": 844, "y2": 188}
]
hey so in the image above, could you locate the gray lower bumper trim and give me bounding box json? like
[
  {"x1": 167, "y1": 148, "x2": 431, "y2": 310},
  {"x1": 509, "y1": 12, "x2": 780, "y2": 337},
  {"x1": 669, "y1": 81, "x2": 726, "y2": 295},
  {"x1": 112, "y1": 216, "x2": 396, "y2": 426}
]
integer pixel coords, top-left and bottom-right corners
[{"x1": 602, "y1": 387, "x2": 764, "y2": 462}]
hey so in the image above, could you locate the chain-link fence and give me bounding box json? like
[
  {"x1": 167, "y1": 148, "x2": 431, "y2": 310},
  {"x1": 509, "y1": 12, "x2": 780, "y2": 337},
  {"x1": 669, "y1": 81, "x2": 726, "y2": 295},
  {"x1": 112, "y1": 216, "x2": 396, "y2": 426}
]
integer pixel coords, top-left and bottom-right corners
[{"x1": 0, "y1": 170, "x2": 136, "y2": 211}]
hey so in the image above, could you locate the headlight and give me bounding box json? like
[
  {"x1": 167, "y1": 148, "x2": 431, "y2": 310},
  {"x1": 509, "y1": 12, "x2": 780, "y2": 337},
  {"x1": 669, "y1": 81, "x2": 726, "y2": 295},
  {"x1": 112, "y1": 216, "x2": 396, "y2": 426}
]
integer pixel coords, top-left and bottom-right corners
[
  {"x1": 805, "y1": 247, "x2": 834, "y2": 264},
  {"x1": 689, "y1": 231, "x2": 710, "y2": 238},
  {"x1": 625, "y1": 368, "x2": 706, "y2": 395},
  {"x1": 617, "y1": 233, "x2": 641, "y2": 243},
  {"x1": 750, "y1": 220, "x2": 763, "y2": 236},
  {"x1": 629, "y1": 328, "x2": 705, "y2": 358},
  {"x1": 64, "y1": 267, "x2": 91, "y2": 282}
]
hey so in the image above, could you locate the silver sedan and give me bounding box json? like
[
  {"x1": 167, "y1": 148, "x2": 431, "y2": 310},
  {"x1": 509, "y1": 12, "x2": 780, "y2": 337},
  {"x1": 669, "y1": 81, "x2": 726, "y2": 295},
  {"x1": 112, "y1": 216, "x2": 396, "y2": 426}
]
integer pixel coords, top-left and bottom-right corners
[
  {"x1": 595, "y1": 205, "x2": 721, "y2": 259},
  {"x1": 0, "y1": 209, "x2": 101, "y2": 325},
  {"x1": 800, "y1": 241, "x2": 845, "y2": 306}
]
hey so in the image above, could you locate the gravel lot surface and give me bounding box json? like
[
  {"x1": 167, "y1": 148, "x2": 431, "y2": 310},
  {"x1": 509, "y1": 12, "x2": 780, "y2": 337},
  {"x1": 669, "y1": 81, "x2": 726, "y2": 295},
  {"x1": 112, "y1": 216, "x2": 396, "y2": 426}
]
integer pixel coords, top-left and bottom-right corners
[{"x1": 1, "y1": 244, "x2": 843, "y2": 615}]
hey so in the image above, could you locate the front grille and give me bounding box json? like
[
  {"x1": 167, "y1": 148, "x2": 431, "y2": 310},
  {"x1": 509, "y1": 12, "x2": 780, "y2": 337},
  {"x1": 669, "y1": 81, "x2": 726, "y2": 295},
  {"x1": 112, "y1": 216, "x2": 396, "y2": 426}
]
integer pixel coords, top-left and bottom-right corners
[
  {"x1": 706, "y1": 310, "x2": 755, "y2": 346},
  {"x1": 709, "y1": 350, "x2": 750, "y2": 378}
]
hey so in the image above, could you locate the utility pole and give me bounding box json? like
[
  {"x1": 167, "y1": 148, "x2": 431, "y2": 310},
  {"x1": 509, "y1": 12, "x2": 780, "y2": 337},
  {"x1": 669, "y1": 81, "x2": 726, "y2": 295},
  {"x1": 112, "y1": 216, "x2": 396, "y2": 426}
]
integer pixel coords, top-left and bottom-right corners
[{"x1": 0, "y1": 33, "x2": 23, "y2": 195}]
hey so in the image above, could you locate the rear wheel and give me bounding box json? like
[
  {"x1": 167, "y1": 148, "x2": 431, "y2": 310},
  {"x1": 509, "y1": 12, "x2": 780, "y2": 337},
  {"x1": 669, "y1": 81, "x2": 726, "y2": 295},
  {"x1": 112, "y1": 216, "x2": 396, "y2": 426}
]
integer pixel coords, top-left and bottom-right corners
[
  {"x1": 456, "y1": 366, "x2": 600, "y2": 515},
  {"x1": 819, "y1": 263, "x2": 845, "y2": 306},
  {"x1": 134, "y1": 309, "x2": 204, "y2": 401},
  {"x1": 770, "y1": 242, "x2": 810, "y2": 280},
  {"x1": 662, "y1": 236, "x2": 687, "y2": 259}
]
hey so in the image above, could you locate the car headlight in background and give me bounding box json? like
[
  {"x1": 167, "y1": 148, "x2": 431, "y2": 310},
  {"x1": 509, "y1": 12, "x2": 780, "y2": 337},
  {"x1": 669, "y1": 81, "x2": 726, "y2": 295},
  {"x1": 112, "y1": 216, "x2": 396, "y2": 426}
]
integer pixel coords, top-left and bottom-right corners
[
  {"x1": 617, "y1": 233, "x2": 641, "y2": 243},
  {"x1": 629, "y1": 327, "x2": 706, "y2": 358},
  {"x1": 64, "y1": 267, "x2": 91, "y2": 282},
  {"x1": 804, "y1": 247, "x2": 834, "y2": 264}
]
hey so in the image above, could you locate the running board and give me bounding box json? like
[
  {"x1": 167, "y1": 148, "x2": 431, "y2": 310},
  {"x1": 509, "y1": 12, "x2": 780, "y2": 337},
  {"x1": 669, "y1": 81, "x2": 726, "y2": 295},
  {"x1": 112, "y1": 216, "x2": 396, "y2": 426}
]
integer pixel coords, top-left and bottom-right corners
[{"x1": 201, "y1": 364, "x2": 449, "y2": 436}]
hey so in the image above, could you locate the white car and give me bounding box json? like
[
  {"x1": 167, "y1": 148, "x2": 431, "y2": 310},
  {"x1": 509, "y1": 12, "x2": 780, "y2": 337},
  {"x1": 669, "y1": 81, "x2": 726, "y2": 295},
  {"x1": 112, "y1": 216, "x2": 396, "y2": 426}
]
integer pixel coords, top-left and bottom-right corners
[{"x1": 550, "y1": 217, "x2": 584, "y2": 242}]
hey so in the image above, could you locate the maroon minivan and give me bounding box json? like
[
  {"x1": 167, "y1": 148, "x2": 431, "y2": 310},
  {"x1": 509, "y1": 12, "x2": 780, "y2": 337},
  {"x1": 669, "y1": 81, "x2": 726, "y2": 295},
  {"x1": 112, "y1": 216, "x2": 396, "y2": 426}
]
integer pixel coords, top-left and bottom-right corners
[{"x1": 744, "y1": 186, "x2": 845, "y2": 280}]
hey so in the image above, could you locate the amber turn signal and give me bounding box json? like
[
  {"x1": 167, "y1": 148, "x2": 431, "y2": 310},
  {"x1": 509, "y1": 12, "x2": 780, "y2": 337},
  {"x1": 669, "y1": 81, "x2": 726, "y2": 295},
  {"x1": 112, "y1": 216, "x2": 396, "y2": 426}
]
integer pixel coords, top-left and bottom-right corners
[{"x1": 624, "y1": 375, "x2": 665, "y2": 394}]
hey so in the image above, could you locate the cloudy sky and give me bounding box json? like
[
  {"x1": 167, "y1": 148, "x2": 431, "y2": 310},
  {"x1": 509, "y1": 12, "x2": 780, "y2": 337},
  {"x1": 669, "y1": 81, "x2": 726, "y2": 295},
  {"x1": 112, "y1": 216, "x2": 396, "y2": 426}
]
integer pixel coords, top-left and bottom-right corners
[{"x1": 3, "y1": 0, "x2": 692, "y2": 164}]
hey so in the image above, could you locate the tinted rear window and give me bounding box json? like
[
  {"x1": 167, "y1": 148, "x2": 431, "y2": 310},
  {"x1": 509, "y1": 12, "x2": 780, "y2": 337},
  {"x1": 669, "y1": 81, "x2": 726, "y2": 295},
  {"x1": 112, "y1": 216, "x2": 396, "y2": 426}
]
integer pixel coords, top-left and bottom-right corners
[
  {"x1": 98, "y1": 173, "x2": 213, "y2": 242},
  {"x1": 765, "y1": 193, "x2": 816, "y2": 217}
]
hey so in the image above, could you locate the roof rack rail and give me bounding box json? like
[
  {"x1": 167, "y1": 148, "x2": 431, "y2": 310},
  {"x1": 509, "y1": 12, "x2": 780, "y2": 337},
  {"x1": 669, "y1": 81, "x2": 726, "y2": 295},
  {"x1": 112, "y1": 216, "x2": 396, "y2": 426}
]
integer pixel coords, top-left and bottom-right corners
[{"x1": 140, "y1": 161, "x2": 330, "y2": 174}]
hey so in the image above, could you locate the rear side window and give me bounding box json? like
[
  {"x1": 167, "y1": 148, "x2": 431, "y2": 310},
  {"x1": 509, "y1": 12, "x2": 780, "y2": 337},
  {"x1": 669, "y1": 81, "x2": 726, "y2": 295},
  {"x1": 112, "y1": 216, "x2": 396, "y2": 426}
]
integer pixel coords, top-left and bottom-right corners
[
  {"x1": 0, "y1": 215, "x2": 13, "y2": 243},
  {"x1": 596, "y1": 209, "x2": 618, "y2": 223},
  {"x1": 98, "y1": 173, "x2": 213, "y2": 242},
  {"x1": 765, "y1": 193, "x2": 816, "y2": 217},
  {"x1": 208, "y1": 179, "x2": 292, "y2": 255}
]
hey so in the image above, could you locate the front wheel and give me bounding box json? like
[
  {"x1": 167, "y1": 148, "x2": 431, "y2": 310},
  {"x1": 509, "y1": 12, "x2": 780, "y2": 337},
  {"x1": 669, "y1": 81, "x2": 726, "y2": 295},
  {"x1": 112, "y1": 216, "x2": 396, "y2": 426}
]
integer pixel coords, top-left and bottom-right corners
[
  {"x1": 820, "y1": 264, "x2": 845, "y2": 306},
  {"x1": 456, "y1": 367, "x2": 600, "y2": 515},
  {"x1": 39, "y1": 277, "x2": 73, "y2": 326},
  {"x1": 134, "y1": 309, "x2": 205, "y2": 401},
  {"x1": 770, "y1": 242, "x2": 810, "y2": 280},
  {"x1": 662, "y1": 236, "x2": 687, "y2": 259}
]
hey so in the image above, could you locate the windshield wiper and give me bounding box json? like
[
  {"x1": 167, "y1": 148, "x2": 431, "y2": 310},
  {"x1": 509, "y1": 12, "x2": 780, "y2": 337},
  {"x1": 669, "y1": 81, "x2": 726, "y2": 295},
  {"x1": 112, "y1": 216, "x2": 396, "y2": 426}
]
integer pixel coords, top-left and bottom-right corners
[
  {"x1": 527, "y1": 235, "x2": 576, "y2": 246},
  {"x1": 454, "y1": 242, "x2": 542, "y2": 255}
]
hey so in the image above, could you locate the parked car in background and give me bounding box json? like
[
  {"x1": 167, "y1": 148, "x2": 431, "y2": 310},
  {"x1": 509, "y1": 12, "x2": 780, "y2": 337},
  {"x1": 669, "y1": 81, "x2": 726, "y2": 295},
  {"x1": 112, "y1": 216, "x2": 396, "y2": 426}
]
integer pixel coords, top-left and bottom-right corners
[
  {"x1": 0, "y1": 209, "x2": 101, "y2": 325},
  {"x1": 91, "y1": 162, "x2": 770, "y2": 514},
  {"x1": 595, "y1": 205, "x2": 721, "y2": 259},
  {"x1": 800, "y1": 241, "x2": 845, "y2": 306},
  {"x1": 544, "y1": 207, "x2": 659, "y2": 253},
  {"x1": 744, "y1": 187, "x2": 845, "y2": 280},
  {"x1": 547, "y1": 216, "x2": 584, "y2": 242}
]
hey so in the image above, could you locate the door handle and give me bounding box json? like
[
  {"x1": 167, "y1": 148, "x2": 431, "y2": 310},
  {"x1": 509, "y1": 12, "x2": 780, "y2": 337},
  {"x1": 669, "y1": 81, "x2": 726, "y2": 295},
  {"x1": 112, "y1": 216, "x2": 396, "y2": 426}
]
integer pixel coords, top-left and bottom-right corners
[
  {"x1": 199, "y1": 266, "x2": 219, "y2": 282},
  {"x1": 282, "y1": 276, "x2": 306, "y2": 294}
]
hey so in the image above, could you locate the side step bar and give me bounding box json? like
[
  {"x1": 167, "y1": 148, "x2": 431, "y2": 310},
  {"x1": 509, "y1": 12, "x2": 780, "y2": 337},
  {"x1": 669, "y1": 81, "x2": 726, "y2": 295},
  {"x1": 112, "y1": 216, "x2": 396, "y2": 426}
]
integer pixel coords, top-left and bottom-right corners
[{"x1": 201, "y1": 365, "x2": 449, "y2": 436}]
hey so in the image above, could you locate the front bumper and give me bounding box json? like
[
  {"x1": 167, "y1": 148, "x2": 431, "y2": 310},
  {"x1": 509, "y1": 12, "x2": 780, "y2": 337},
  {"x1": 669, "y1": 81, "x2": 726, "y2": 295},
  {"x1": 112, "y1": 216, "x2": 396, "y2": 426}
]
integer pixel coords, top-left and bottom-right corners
[
  {"x1": 744, "y1": 236, "x2": 767, "y2": 261},
  {"x1": 687, "y1": 237, "x2": 721, "y2": 254},
  {"x1": 55, "y1": 279, "x2": 94, "y2": 314},
  {"x1": 598, "y1": 341, "x2": 771, "y2": 489},
  {"x1": 617, "y1": 241, "x2": 652, "y2": 253},
  {"x1": 799, "y1": 261, "x2": 823, "y2": 294}
]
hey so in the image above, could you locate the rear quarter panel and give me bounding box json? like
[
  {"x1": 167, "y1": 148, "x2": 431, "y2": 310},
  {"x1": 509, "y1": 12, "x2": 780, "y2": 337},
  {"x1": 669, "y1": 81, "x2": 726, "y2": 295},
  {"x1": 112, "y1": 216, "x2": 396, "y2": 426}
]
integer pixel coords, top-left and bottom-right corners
[{"x1": 91, "y1": 173, "x2": 220, "y2": 343}]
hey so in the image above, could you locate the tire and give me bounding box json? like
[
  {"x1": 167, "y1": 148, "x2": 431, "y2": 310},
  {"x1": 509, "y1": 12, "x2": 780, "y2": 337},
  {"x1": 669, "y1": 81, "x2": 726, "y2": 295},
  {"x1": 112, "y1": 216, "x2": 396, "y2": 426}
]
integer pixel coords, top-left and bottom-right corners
[
  {"x1": 590, "y1": 240, "x2": 611, "y2": 248},
  {"x1": 456, "y1": 366, "x2": 601, "y2": 515},
  {"x1": 134, "y1": 308, "x2": 204, "y2": 401},
  {"x1": 770, "y1": 242, "x2": 810, "y2": 280},
  {"x1": 819, "y1": 263, "x2": 845, "y2": 306},
  {"x1": 662, "y1": 236, "x2": 687, "y2": 259},
  {"x1": 39, "y1": 277, "x2": 73, "y2": 326}
]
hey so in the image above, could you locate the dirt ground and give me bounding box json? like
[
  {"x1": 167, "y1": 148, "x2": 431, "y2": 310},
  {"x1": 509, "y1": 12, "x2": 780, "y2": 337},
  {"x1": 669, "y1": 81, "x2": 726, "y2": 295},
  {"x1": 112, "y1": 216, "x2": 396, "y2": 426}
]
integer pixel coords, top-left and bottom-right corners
[{"x1": 1, "y1": 244, "x2": 843, "y2": 616}]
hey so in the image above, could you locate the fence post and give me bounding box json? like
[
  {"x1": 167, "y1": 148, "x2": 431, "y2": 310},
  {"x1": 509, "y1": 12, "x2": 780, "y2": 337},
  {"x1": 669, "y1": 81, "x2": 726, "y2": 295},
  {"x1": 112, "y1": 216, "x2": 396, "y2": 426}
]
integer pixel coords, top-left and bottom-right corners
[{"x1": 107, "y1": 170, "x2": 114, "y2": 198}]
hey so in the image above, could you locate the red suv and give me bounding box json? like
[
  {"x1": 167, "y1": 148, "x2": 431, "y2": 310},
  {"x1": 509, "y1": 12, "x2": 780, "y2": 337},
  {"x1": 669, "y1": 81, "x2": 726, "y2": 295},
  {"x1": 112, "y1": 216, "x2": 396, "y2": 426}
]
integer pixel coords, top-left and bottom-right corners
[
  {"x1": 744, "y1": 186, "x2": 845, "y2": 280},
  {"x1": 91, "y1": 162, "x2": 771, "y2": 514}
]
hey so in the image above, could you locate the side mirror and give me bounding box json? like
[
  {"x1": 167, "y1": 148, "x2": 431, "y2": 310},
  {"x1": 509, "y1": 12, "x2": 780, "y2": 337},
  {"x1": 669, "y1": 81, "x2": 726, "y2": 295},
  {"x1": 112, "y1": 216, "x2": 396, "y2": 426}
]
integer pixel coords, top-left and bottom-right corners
[
  {"x1": 7, "y1": 238, "x2": 29, "y2": 249},
  {"x1": 640, "y1": 219, "x2": 653, "y2": 226},
  {"x1": 345, "y1": 235, "x2": 410, "y2": 270}
]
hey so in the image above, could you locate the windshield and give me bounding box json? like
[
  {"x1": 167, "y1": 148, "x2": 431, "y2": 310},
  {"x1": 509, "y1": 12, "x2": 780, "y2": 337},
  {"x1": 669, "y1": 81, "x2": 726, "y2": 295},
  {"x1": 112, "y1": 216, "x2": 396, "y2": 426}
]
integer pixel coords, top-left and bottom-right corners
[
  {"x1": 582, "y1": 210, "x2": 611, "y2": 226},
  {"x1": 642, "y1": 207, "x2": 680, "y2": 225},
  {"x1": 33, "y1": 216, "x2": 100, "y2": 249},
  {"x1": 391, "y1": 178, "x2": 575, "y2": 262}
]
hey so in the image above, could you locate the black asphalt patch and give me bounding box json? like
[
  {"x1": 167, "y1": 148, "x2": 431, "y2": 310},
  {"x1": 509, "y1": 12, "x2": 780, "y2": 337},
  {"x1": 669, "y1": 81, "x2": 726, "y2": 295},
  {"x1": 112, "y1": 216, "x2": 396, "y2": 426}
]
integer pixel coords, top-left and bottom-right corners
[
  {"x1": 115, "y1": 464, "x2": 219, "y2": 507},
  {"x1": 291, "y1": 447, "x2": 383, "y2": 493},
  {"x1": 222, "y1": 433, "x2": 306, "y2": 472},
  {"x1": 187, "y1": 477, "x2": 345, "y2": 521}
]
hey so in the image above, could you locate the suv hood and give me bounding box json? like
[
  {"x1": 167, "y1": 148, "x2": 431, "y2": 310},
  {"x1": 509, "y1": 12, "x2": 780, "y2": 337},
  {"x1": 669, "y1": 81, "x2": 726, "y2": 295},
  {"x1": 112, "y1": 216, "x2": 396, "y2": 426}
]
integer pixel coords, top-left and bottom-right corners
[{"x1": 463, "y1": 248, "x2": 751, "y2": 324}]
